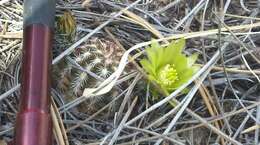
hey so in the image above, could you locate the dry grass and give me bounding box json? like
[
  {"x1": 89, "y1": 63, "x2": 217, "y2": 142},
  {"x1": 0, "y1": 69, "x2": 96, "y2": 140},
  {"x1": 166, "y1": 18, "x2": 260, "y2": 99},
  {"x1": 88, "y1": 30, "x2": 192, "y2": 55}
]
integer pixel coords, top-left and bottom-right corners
[{"x1": 1, "y1": 0, "x2": 260, "y2": 145}]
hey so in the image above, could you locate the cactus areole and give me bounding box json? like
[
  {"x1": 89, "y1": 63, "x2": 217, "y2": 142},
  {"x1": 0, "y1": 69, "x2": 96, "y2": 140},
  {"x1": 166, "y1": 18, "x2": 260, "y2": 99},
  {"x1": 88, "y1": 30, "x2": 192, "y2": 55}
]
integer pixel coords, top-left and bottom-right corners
[{"x1": 12, "y1": 0, "x2": 55, "y2": 145}]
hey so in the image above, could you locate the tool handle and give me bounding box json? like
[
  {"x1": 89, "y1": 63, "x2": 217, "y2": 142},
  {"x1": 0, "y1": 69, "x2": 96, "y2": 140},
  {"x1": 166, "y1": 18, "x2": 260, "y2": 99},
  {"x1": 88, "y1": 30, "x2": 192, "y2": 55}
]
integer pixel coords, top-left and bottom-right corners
[{"x1": 13, "y1": 0, "x2": 55, "y2": 144}]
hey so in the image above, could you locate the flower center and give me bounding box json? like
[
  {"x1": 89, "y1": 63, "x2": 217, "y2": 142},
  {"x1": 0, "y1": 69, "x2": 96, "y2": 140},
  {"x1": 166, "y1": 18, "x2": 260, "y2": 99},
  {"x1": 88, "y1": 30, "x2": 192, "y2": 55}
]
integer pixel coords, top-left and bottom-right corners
[{"x1": 158, "y1": 64, "x2": 179, "y2": 87}]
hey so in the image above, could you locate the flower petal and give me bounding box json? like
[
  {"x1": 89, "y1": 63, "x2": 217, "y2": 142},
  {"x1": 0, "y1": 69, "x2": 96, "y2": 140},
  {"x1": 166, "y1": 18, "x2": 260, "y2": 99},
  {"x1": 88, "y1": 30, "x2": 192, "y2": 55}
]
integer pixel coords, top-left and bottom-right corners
[{"x1": 140, "y1": 59, "x2": 156, "y2": 76}]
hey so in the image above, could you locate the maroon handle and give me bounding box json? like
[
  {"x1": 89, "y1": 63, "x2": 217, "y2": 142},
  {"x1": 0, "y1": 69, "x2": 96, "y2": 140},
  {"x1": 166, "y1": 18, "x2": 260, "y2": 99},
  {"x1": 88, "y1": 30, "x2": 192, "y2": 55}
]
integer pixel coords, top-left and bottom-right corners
[{"x1": 13, "y1": 24, "x2": 53, "y2": 145}]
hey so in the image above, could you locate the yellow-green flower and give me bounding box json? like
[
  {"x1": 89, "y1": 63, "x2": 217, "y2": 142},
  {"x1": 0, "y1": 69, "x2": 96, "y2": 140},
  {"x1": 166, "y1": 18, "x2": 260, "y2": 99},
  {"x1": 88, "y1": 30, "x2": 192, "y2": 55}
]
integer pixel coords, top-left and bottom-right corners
[{"x1": 140, "y1": 38, "x2": 200, "y2": 93}]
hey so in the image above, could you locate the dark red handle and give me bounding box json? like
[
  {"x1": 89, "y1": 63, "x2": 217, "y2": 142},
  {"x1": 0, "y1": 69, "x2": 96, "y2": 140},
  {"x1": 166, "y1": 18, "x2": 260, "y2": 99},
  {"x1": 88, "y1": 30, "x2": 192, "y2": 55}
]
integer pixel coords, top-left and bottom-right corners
[
  {"x1": 12, "y1": 0, "x2": 55, "y2": 144},
  {"x1": 13, "y1": 24, "x2": 53, "y2": 145}
]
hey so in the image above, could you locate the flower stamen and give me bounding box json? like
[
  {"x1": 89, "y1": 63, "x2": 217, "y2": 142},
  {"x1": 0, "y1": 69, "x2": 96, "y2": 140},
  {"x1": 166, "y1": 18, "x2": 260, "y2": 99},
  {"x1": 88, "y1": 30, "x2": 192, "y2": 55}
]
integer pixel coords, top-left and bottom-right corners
[{"x1": 158, "y1": 64, "x2": 179, "y2": 87}]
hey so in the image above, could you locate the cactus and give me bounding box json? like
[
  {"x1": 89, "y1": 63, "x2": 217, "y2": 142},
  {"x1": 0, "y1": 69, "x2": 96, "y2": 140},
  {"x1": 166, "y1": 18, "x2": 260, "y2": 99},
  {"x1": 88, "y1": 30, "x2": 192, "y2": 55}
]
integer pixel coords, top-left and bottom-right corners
[{"x1": 54, "y1": 38, "x2": 125, "y2": 115}]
